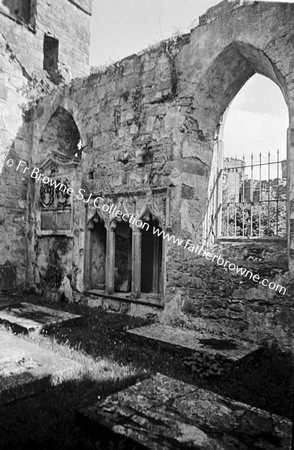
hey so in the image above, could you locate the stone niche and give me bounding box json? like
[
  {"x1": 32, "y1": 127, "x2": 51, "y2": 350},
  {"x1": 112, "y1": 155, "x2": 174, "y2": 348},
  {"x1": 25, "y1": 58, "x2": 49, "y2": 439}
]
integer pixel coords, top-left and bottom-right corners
[{"x1": 84, "y1": 190, "x2": 168, "y2": 305}]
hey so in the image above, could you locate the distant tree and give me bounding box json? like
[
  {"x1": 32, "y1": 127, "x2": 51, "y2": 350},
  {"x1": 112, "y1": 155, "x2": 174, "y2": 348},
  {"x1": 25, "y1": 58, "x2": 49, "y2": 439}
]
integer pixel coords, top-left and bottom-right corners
[{"x1": 222, "y1": 182, "x2": 286, "y2": 237}]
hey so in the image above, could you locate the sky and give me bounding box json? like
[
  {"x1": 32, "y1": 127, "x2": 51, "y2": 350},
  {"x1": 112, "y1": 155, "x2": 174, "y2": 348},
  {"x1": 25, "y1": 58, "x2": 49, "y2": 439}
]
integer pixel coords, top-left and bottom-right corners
[
  {"x1": 89, "y1": 0, "x2": 291, "y2": 165},
  {"x1": 223, "y1": 74, "x2": 288, "y2": 163},
  {"x1": 90, "y1": 0, "x2": 217, "y2": 67}
]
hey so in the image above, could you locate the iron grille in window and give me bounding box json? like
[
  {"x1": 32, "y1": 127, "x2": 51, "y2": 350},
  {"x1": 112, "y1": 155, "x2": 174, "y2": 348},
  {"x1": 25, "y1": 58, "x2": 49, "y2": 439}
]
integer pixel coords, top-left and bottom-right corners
[{"x1": 221, "y1": 151, "x2": 286, "y2": 238}]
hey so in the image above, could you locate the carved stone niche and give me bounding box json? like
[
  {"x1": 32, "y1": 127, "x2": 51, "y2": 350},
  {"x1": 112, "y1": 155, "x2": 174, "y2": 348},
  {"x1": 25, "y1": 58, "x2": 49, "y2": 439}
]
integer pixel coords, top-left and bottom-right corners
[{"x1": 36, "y1": 157, "x2": 79, "y2": 237}]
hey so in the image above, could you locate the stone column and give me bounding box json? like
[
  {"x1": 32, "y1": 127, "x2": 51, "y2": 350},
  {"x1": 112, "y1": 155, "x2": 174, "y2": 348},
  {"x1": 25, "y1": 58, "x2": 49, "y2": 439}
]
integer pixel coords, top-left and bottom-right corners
[
  {"x1": 83, "y1": 205, "x2": 93, "y2": 291},
  {"x1": 105, "y1": 223, "x2": 116, "y2": 294},
  {"x1": 84, "y1": 224, "x2": 92, "y2": 290},
  {"x1": 131, "y1": 228, "x2": 141, "y2": 298}
]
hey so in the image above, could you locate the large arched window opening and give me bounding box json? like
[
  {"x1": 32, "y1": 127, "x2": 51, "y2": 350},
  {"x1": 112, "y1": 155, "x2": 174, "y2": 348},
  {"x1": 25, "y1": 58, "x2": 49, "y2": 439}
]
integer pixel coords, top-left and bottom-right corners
[
  {"x1": 220, "y1": 74, "x2": 289, "y2": 238},
  {"x1": 200, "y1": 42, "x2": 290, "y2": 245}
]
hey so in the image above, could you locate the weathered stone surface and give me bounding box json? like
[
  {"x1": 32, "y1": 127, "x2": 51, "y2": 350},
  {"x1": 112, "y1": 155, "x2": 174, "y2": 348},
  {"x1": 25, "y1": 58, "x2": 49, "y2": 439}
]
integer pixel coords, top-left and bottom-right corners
[
  {"x1": 26, "y1": 0, "x2": 294, "y2": 351},
  {"x1": 80, "y1": 374, "x2": 291, "y2": 450},
  {"x1": 0, "y1": 329, "x2": 82, "y2": 404},
  {"x1": 0, "y1": 0, "x2": 92, "y2": 291},
  {"x1": 127, "y1": 324, "x2": 259, "y2": 361},
  {"x1": 0, "y1": 0, "x2": 92, "y2": 79},
  {"x1": 0, "y1": 302, "x2": 81, "y2": 334},
  {"x1": 1, "y1": 0, "x2": 294, "y2": 351},
  {"x1": 58, "y1": 275, "x2": 74, "y2": 303}
]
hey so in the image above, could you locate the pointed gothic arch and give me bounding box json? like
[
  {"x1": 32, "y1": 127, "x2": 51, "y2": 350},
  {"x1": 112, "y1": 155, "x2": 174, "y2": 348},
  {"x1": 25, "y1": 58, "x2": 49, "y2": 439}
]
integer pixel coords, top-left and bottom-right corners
[
  {"x1": 114, "y1": 219, "x2": 132, "y2": 293},
  {"x1": 38, "y1": 106, "x2": 82, "y2": 162},
  {"x1": 84, "y1": 211, "x2": 106, "y2": 291},
  {"x1": 198, "y1": 41, "x2": 290, "y2": 244}
]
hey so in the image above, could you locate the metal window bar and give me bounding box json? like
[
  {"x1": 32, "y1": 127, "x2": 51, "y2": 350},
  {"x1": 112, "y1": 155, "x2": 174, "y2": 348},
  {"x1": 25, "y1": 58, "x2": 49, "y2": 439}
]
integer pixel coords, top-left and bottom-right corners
[
  {"x1": 234, "y1": 160, "x2": 237, "y2": 237},
  {"x1": 276, "y1": 150, "x2": 279, "y2": 236},
  {"x1": 268, "y1": 151, "x2": 270, "y2": 232},
  {"x1": 242, "y1": 154, "x2": 245, "y2": 237},
  {"x1": 205, "y1": 170, "x2": 222, "y2": 244},
  {"x1": 217, "y1": 151, "x2": 286, "y2": 238},
  {"x1": 259, "y1": 152, "x2": 261, "y2": 237},
  {"x1": 250, "y1": 153, "x2": 253, "y2": 237}
]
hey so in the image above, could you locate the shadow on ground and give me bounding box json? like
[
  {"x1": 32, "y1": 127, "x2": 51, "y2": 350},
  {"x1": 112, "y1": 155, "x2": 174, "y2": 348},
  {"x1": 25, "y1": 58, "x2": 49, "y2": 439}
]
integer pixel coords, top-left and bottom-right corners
[{"x1": 0, "y1": 293, "x2": 293, "y2": 449}]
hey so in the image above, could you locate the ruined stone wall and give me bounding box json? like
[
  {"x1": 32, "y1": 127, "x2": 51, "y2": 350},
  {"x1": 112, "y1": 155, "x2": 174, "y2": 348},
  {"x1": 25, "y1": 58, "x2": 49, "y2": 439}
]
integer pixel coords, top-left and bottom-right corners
[
  {"x1": 31, "y1": 1, "x2": 294, "y2": 348},
  {"x1": 0, "y1": 0, "x2": 92, "y2": 79},
  {"x1": 29, "y1": 37, "x2": 190, "y2": 298},
  {"x1": 0, "y1": 34, "x2": 30, "y2": 289},
  {"x1": 171, "y1": 240, "x2": 292, "y2": 348},
  {"x1": 0, "y1": 0, "x2": 92, "y2": 290}
]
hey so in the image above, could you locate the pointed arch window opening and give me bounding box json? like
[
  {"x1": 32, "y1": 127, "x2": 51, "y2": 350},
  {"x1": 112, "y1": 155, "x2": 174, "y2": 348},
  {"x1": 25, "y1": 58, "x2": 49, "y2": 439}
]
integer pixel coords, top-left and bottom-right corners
[
  {"x1": 114, "y1": 221, "x2": 132, "y2": 293},
  {"x1": 140, "y1": 212, "x2": 163, "y2": 295},
  {"x1": 205, "y1": 74, "x2": 288, "y2": 242}
]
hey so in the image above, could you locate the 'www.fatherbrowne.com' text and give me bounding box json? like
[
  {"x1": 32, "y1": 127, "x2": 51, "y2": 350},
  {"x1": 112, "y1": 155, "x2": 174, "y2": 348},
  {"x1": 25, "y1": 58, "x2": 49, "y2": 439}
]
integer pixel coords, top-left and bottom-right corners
[
  {"x1": 152, "y1": 228, "x2": 286, "y2": 295},
  {"x1": 10, "y1": 159, "x2": 287, "y2": 295}
]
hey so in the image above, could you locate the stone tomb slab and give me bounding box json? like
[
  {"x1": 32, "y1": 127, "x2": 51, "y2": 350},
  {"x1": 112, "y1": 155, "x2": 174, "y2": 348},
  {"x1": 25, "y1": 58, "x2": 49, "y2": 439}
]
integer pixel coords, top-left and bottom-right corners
[
  {"x1": 0, "y1": 330, "x2": 82, "y2": 404},
  {"x1": 127, "y1": 323, "x2": 259, "y2": 361},
  {"x1": 79, "y1": 374, "x2": 291, "y2": 450},
  {"x1": 0, "y1": 302, "x2": 81, "y2": 334}
]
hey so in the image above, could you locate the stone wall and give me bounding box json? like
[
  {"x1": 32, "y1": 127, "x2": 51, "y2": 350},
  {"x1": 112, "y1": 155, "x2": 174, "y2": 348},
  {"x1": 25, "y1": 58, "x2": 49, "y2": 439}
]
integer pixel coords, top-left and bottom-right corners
[
  {"x1": 172, "y1": 239, "x2": 293, "y2": 349},
  {"x1": 0, "y1": 0, "x2": 92, "y2": 289},
  {"x1": 29, "y1": 1, "x2": 294, "y2": 349},
  {"x1": 0, "y1": 33, "x2": 31, "y2": 288},
  {"x1": 0, "y1": 0, "x2": 92, "y2": 79}
]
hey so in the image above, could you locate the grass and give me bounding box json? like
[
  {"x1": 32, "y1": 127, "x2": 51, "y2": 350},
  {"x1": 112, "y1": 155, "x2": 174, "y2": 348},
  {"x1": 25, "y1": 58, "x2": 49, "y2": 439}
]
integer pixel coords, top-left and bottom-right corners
[
  {"x1": 0, "y1": 311, "x2": 147, "y2": 450},
  {"x1": 0, "y1": 293, "x2": 293, "y2": 449},
  {"x1": 11, "y1": 326, "x2": 140, "y2": 384}
]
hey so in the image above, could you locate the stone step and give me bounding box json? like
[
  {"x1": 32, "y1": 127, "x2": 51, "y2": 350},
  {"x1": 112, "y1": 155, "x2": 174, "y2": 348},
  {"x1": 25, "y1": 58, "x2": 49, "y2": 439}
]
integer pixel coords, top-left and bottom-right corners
[
  {"x1": 0, "y1": 330, "x2": 82, "y2": 405},
  {"x1": 127, "y1": 323, "x2": 259, "y2": 361},
  {"x1": 0, "y1": 302, "x2": 81, "y2": 334},
  {"x1": 78, "y1": 374, "x2": 291, "y2": 450}
]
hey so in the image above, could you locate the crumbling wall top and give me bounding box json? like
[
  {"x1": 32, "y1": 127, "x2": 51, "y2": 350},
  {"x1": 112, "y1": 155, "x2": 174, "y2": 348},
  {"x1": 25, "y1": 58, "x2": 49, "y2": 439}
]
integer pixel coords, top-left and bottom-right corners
[{"x1": 199, "y1": 0, "x2": 254, "y2": 25}]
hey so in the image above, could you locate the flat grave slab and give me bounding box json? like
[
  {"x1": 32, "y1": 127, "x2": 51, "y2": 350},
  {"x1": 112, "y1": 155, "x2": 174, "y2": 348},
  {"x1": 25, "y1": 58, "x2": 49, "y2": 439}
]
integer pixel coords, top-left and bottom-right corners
[
  {"x1": 0, "y1": 329, "x2": 82, "y2": 404},
  {"x1": 0, "y1": 302, "x2": 81, "y2": 334},
  {"x1": 128, "y1": 323, "x2": 259, "y2": 361},
  {"x1": 79, "y1": 374, "x2": 291, "y2": 450}
]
